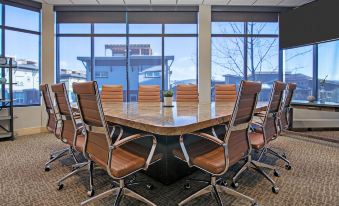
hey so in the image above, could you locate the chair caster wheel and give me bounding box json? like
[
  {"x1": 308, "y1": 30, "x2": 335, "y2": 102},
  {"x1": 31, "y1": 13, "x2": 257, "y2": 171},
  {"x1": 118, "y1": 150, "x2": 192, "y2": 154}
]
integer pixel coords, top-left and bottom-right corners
[
  {"x1": 146, "y1": 184, "x2": 154, "y2": 190},
  {"x1": 282, "y1": 153, "x2": 287, "y2": 158},
  {"x1": 221, "y1": 180, "x2": 227, "y2": 186},
  {"x1": 57, "y1": 184, "x2": 64, "y2": 190},
  {"x1": 252, "y1": 203, "x2": 259, "y2": 206},
  {"x1": 273, "y1": 169, "x2": 280, "y2": 177},
  {"x1": 231, "y1": 182, "x2": 239, "y2": 189},
  {"x1": 44, "y1": 166, "x2": 50, "y2": 172},
  {"x1": 50, "y1": 155, "x2": 54, "y2": 160},
  {"x1": 285, "y1": 164, "x2": 292, "y2": 170},
  {"x1": 272, "y1": 186, "x2": 279, "y2": 194},
  {"x1": 184, "y1": 183, "x2": 190, "y2": 189},
  {"x1": 87, "y1": 190, "x2": 94, "y2": 197}
]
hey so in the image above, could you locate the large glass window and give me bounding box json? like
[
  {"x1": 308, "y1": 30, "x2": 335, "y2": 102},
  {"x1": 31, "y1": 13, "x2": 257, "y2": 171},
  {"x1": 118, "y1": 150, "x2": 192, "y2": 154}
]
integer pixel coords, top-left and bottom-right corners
[
  {"x1": 318, "y1": 40, "x2": 339, "y2": 103},
  {"x1": 3, "y1": 4, "x2": 41, "y2": 106},
  {"x1": 284, "y1": 46, "x2": 313, "y2": 101}
]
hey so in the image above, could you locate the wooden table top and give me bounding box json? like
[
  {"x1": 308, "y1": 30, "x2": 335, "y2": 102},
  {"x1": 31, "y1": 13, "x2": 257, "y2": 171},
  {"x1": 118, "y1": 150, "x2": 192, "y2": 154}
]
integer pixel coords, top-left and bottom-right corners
[{"x1": 94, "y1": 101, "x2": 267, "y2": 136}]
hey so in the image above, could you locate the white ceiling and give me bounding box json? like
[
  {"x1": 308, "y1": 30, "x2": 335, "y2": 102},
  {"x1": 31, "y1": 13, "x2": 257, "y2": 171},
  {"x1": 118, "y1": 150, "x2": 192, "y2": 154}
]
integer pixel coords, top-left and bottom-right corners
[{"x1": 34, "y1": 0, "x2": 316, "y2": 7}]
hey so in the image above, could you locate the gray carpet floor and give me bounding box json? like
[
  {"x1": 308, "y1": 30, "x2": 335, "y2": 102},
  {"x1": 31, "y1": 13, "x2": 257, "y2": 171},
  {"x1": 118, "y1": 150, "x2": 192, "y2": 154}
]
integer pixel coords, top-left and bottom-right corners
[{"x1": 0, "y1": 133, "x2": 338, "y2": 206}]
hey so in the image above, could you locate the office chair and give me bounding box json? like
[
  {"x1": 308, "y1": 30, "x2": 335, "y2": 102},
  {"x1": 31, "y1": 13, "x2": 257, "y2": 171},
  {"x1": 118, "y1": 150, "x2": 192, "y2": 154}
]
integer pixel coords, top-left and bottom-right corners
[
  {"x1": 101, "y1": 85, "x2": 124, "y2": 103},
  {"x1": 73, "y1": 81, "x2": 161, "y2": 205},
  {"x1": 214, "y1": 84, "x2": 237, "y2": 102},
  {"x1": 231, "y1": 81, "x2": 286, "y2": 194},
  {"x1": 40, "y1": 84, "x2": 70, "y2": 172},
  {"x1": 176, "y1": 84, "x2": 199, "y2": 102},
  {"x1": 51, "y1": 83, "x2": 94, "y2": 193},
  {"x1": 173, "y1": 80, "x2": 261, "y2": 206},
  {"x1": 280, "y1": 83, "x2": 297, "y2": 131},
  {"x1": 138, "y1": 85, "x2": 161, "y2": 102}
]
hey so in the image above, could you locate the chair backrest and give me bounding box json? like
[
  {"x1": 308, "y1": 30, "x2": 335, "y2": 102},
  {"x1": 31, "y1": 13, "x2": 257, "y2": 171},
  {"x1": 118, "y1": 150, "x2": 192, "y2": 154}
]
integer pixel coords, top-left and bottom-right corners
[
  {"x1": 262, "y1": 81, "x2": 286, "y2": 143},
  {"x1": 215, "y1": 84, "x2": 237, "y2": 102},
  {"x1": 224, "y1": 80, "x2": 262, "y2": 167},
  {"x1": 176, "y1": 84, "x2": 199, "y2": 102},
  {"x1": 40, "y1": 84, "x2": 57, "y2": 134},
  {"x1": 281, "y1": 83, "x2": 297, "y2": 130},
  {"x1": 73, "y1": 81, "x2": 111, "y2": 168},
  {"x1": 101, "y1": 85, "x2": 123, "y2": 103},
  {"x1": 138, "y1": 85, "x2": 161, "y2": 102},
  {"x1": 51, "y1": 83, "x2": 77, "y2": 146}
]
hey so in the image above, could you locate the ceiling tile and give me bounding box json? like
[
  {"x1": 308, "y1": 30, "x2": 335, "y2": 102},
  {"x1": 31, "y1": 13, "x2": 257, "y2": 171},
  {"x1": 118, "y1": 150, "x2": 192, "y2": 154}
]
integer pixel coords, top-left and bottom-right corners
[
  {"x1": 279, "y1": 0, "x2": 314, "y2": 7},
  {"x1": 177, "y1": 0, "x2": 203, "y2": 5},
  {"x1": 124, "y1": 0, "x2": 151, "y2": 4},
  {"x1": 98, "y1": 0, "x2": 125, "y2": 4},
  {"x1": 254, "y1": 0, "x2": 281, "y2": 6},
  {"x1": 43, "y1": 0, "x2": 72, "y2": 4},
  {"x1": 228, "y1": 0, "x2": 256, "y2": 6},
  {"x1": 203, "y1": 0, "x2": 228, "y2": 5},
  {"x1": 71, "y1": 0, "x2": 99, "y2": 4},
  {"x1": 151, "y1": 0, "x2": 176, "y2": 5}
]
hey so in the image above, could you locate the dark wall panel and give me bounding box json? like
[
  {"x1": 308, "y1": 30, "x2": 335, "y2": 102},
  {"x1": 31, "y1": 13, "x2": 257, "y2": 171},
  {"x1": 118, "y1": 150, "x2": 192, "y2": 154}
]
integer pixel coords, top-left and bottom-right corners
[{"x1": 280, "y1": 0, "x2": 339, "y2": 49}]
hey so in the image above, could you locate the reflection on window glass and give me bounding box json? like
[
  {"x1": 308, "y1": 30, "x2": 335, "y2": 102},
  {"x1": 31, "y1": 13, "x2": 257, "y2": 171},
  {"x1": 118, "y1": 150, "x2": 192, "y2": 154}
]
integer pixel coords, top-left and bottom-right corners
[
  {"x1": 94, "y1": 37, "x2": 127, "y2": 101},
  {"x1": 128, "y1": 38, "x2": 162, "y2": 102},
  {"x1": 59, "y1": 23, "x2": 91, "y2": 34},
  {"x1": 5, "y1": 30, "x2": 40, "y2": 105},
  {"x1": 212, "y1": 22, "x2": 244, "y2": 34},
  {"x1": 247, "y1": 22, "x2": 278, "y2": 35},
  {"x1": 284, "y1": 46, "x2": 313, "y2": 101},
  {"x1": 59, "y1": 37, "x2": 91, "y2": 102},
  {"x1": 94, "y1": 23, "x2": 126, "y2": 34},
  {"x1": 5, "y1": 5, "x2": 39, "y2": 31},
  {"x1": 211, "y1": 37, "x2": 244, "y2": 100},
  {"x1": 165, "y1": 24, "x2": 197, "y2": 34},
  {"x1": 318, "y1": 40, "x2": 339, "y2": 103},
  {"x1": 247, "y1": 37, "x2": 279, "y2": 101},
  {"x1": 165, "y1": 37, "x2": 197, "y2": 99},
  {"x1": 129, "y1": 24, "x2": 162, "y2": 34}
]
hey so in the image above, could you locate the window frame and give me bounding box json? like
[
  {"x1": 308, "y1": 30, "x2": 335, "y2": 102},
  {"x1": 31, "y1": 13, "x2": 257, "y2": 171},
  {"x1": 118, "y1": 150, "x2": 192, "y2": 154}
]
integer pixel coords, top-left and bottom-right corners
[{"x1": 0, "y1": 1, "x2": 41, "y2": 107}]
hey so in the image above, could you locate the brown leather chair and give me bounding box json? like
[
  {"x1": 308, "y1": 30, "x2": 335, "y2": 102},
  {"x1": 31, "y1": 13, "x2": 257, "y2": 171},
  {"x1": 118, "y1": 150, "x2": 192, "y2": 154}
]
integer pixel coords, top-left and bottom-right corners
[
  {"x1": 40, "y1": 84, "x2": 69, "y2": 172},
  {"x1": 138, "y1": 85, "x2": 161, "y2": 102},
  {"x1": 280, "y1": 83, "x2": 297, "y2": 131},
  {"x1": 101, "y1": 85, "x2": 124, "y2": 103},
  {"x1": 73, "y1": 81, "x2": 161, "y2": 205},
  {"x1": 232, "y1": 81, "x2": 286, "y2": 194},
  {"x1": 173, "y1": 80, "x2": 261, "y2": 206},
  {"x1": 215, "y1": 84, "x2": 237, "y2": 102},
  {"x1": 51, "y1": 83, "x2": 92, "y2": 192},
  {"x1": 176, "y1": 84, "x2": 199, "y2": 102}
]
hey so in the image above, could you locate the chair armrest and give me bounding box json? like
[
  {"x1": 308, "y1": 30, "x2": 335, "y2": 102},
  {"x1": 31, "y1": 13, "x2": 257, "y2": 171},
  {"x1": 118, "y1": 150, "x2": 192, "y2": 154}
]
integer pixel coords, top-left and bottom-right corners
[{"x1": 110, "y1": 133, "x2": 157, "y2": 170}]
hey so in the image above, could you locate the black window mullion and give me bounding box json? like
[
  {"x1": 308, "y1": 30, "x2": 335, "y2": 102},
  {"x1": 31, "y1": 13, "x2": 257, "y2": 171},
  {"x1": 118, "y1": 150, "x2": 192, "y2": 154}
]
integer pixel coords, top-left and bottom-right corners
[
  {"x1": 244, "y1": 22, "x2": 248, "y2": 80},
  {"x1": 90, "y1": 23, "x2": 94, "y2": 81},
  {"x1": 161, "y1": 24, "x2": 164, "y2": 100},
  {"x1": 313, "y1": 44, "x2": 318, "y2": 100}
]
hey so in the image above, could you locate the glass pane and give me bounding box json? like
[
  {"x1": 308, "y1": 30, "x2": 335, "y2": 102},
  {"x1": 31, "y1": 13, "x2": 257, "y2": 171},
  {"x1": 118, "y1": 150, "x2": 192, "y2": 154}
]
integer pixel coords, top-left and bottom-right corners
[
  {"x1": 5, "y1": 5, "x2": 40, "y2": 31},
  {"x1": 128, "y1": 37, "x2": 162, "y2": 102},
  {"x1": 94, "y1": 37, "x2": 127, "y2": 101},
  {"x1": 129, "y1": 24, "x2": 162, "y2": 34},
  {"x1": 94, "y1": 23, "x2": 126, "y2": 34},
  {"x1": 211, "y1": 37, "x2": 244, "y2": 100},
  {"x1": 247, "y1": 22, "x2": 278, "y2": 35},
  {"x1": 59, "y1": 37, "x2": 91, "y2": 102},
  {"x1": 59, "y1": 23, "x2": 91, "y2": 34},
  {"x1": 247, "y1": 37, "x2": 279, "y2": 101},
  {"x1": 284, "y1": 46, "x2": 313, "y2": 101},
  {"x1": 5, "y1": 31, "x2": 40, "y2": 105},
  {"x1": 165, "y1": 37, "x2": 197, "y2": 100},
  {"x1": 165, "y1": 24, "x2": 197, "y2": 34},
  {"x1": 212, "y1": 22, "x2": 244, "y2": 34},
  {"x1": 318, "y1": 40, "x2": 339, "y2": 103}
]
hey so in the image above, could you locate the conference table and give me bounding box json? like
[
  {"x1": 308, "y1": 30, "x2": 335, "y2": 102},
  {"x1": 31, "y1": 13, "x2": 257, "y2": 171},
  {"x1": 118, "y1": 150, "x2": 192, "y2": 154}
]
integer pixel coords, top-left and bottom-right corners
[{"x1": 78, "y1": 101, "x2": 267, "y2": 185}]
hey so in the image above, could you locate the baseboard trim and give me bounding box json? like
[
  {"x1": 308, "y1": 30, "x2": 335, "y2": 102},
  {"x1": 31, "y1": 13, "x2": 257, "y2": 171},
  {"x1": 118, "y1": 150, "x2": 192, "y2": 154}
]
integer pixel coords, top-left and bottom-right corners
[{"x1": 15, "y1": 127, "x2": 48, "y2": 136}]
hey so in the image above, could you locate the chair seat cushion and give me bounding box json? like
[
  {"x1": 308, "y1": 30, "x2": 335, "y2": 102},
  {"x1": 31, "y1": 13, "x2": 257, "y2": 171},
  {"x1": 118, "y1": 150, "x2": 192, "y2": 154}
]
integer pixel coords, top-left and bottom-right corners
[
  {"x1": 249, "y1": 132, "x2": 265, "y2": 150},
  {"x1": 173, "y1": 140, "x2": 226, "y2": 174}
]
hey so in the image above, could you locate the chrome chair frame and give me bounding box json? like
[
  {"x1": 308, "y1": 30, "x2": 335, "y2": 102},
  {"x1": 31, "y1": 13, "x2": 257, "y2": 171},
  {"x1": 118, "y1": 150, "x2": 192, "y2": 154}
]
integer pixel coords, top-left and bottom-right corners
[
  {"x1": 176, "y1": 80, "x2": 260, "y2": 206},
  {"x1": 232, "y1": 81, "x2": 286, "y2": 194},
  {"x1": 74, "y1": 81, "x2": 158, "y2": 205}
]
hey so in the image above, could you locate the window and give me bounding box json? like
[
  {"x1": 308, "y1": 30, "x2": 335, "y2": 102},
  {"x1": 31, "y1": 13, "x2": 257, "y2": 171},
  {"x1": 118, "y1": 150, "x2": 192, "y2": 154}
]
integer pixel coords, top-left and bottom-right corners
[
  {"x1": 3, "y1": 4, "x2": 41, "y2": 106},
  {"x1": 318, "y1": 40, "x2": 339, "y2": 103},
  {"x1": 211, "y1": 15, "x2": 279, "y2": 101},
  {"x1": 283, "y1": 46, "x2": 313, "y2": 101}
]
